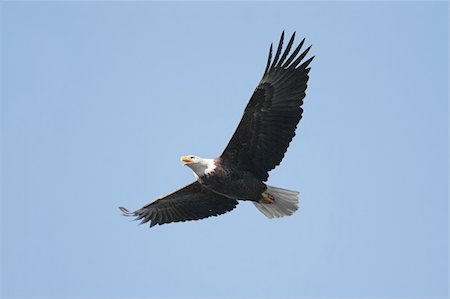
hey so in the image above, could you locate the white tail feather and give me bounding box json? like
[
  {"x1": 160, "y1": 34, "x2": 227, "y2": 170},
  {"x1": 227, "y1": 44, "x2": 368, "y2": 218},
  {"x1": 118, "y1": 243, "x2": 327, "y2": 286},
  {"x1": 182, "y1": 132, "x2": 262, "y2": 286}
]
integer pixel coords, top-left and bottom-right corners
[{"x1": 253, "y1": 185, "x2": 299, "y2": 219}]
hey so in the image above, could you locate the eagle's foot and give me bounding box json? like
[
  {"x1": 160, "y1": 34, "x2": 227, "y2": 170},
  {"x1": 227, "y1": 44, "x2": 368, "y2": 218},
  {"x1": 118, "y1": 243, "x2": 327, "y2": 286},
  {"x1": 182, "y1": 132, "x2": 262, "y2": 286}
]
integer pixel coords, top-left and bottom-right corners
[{"x1": 260, "y1": 192, "x2": 275, "y2": 204}]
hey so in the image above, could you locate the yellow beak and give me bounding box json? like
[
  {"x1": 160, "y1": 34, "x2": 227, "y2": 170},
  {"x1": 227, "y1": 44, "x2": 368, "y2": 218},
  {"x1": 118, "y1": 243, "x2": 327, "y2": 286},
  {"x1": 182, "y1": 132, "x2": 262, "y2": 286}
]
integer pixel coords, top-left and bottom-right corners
[{"x1": 180, "y1": 156, "x2": 192, "y2": 164}]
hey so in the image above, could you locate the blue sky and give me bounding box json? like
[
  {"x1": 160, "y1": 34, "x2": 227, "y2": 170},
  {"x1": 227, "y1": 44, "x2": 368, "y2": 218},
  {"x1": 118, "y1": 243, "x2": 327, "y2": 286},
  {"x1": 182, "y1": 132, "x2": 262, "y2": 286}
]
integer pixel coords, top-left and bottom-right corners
[{"x1": 1, "y1": 1, "x2": 448, "y2": 299}]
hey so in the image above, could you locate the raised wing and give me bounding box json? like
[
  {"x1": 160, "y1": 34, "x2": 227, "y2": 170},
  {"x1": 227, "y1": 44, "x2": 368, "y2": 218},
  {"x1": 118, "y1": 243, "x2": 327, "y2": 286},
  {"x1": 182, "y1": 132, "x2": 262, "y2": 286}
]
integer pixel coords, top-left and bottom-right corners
[
  {"x1": 119, "y1": 182, "x2": 238, "y2": 228},
  {"x1": 221, "y1": 31, "x2": 314, "y2": 181}
]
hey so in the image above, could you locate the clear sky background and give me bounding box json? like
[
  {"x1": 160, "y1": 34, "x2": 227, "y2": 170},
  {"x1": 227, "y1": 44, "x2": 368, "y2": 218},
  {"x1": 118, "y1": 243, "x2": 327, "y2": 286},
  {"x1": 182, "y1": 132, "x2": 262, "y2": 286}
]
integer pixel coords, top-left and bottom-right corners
[{"x1": 1, "y1": 1, "x2": 448, "y2": 299}]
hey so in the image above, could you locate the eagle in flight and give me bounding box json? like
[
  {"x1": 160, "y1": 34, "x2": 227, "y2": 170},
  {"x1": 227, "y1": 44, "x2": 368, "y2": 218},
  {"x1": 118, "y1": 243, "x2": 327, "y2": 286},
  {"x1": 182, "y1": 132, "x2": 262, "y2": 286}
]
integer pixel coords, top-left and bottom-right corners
[{"x1": 120, "y1": 31, "x2": 314, "y2": 228}]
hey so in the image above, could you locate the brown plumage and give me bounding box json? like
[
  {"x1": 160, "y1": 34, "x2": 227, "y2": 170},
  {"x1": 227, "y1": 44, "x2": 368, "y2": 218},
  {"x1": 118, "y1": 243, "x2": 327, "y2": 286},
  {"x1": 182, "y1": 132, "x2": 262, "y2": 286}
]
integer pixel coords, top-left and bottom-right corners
[{"x1": 120, "y1": 31, "x2": 314, "y2": 228}]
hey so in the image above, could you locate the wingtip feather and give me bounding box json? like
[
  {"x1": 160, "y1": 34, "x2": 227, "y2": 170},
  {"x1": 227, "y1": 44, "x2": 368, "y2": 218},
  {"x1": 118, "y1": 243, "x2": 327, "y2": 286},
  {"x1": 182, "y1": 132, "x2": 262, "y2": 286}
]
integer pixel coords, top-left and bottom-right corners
[
  {"x1": 299, "y1": 55, "x2": 315, "y2": 69},
  {"x1": 282, "y1": 38, "x2": 305, "y2": 68},
  {"x1": 264, "y1": 43, "x2": 273, "y2": 76},
  {"x1": 119, "y1": 206, "x2": 135, "y2": 216},
  {"x1": 270, "y1": 31, "x2": 285, "y2": 69},
  {"x1": 289, "y1": 45, "x2": 312, "y2": 69},
  {"x1": 276, "y1": 31, "x2": 296, "y2": 68}
]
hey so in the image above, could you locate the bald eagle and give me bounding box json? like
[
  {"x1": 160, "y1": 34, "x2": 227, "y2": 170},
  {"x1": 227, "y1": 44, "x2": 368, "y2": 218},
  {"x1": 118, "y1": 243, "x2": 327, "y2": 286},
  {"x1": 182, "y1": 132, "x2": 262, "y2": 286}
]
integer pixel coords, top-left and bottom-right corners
[{"x1": 119, "y1": 31, "x2": 314, "y2": 227}]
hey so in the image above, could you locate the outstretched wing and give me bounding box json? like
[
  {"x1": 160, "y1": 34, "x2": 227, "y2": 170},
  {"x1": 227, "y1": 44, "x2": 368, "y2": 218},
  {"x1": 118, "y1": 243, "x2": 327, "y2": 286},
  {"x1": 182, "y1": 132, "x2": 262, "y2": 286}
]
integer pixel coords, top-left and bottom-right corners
[
  {"x1": 119, "y1": 182, "x2": 238, "y2": 228},
  {"x1": 221, "y1": 31, "x2": 314, "y2": 181}
]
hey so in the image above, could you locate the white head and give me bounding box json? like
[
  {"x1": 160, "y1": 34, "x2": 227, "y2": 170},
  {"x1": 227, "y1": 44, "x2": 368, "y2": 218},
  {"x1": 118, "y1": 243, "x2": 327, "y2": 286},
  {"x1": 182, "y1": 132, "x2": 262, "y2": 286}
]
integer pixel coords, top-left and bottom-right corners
[{"x1": 180, "y1": 155, "x2": 216, "y2": 178}]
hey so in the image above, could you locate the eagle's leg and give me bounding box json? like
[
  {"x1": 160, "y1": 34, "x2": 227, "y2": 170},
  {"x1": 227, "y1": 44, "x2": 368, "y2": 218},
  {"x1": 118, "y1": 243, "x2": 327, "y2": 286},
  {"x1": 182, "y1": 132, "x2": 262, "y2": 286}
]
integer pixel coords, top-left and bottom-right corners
[{"x1": 260, "y1": 192, "x2": 275, "y2": 204}]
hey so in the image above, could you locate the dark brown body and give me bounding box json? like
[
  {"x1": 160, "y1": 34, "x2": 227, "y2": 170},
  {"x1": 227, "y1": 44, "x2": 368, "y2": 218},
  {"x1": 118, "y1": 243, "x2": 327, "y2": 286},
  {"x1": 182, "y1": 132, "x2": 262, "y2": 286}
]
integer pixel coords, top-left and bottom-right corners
[{"x1": 198, "y1": 158, "x2": 266, "y2": 201}]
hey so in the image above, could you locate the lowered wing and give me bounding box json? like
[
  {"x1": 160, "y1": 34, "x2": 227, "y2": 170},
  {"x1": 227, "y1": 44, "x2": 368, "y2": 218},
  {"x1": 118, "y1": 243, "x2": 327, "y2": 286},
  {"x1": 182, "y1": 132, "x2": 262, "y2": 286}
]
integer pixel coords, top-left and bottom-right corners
[{"x1": 120, "y1": 181, "x2": 238, "y2": 228}]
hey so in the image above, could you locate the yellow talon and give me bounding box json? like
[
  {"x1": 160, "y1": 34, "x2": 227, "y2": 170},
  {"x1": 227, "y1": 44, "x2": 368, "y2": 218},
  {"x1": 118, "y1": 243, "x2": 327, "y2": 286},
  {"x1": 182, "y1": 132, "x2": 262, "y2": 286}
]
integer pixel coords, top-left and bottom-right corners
[{"x1": 260, "y1": 192, "x2": 275, "y2": 204}]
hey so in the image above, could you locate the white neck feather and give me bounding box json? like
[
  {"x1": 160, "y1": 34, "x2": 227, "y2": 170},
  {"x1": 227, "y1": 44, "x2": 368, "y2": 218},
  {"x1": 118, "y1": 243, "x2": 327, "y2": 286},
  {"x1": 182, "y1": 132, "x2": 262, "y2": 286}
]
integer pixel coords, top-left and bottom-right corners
[{"x1": 187, "y1": 158, "x2": 216, "y2": 178}]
